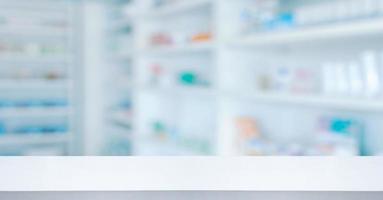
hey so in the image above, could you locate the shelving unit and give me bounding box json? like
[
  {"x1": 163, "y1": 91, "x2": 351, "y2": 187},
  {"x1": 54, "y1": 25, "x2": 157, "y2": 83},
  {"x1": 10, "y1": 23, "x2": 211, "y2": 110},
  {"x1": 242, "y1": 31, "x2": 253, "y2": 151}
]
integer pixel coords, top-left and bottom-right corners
[
  {"x1": 0, "y1": 0, "x2": 80, "y2": 155},
  {"x1": 100, "y1": 0, "x2": 383, "y2": 156},
  {"x1": 101, "y1": 0, "x2": 136, "y2": 156},
  {"x1": 217, "y1": 0, "x2": 383, "y2": 156},
  {"x1": 130, "y1": 0, "x2": 217, "y2": 155}
]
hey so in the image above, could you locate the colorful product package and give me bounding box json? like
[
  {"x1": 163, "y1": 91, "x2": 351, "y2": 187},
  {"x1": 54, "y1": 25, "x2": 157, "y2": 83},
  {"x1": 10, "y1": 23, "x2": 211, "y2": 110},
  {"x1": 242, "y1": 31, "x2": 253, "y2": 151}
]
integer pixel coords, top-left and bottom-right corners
[
  {"x1": 0, "y1": 122, "x2": 5, "y2": 135},
  {"x1": 313, "y1": 116, "x2": 364, "y2": 156},
  {"x1": 236, "y1": 117, "x2": 274, "y2": 155}
]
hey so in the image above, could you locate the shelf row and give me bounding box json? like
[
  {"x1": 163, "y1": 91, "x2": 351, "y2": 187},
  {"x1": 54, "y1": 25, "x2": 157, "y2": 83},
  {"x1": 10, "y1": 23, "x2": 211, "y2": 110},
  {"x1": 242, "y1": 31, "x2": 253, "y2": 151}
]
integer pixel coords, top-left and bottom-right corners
[
  {"x1": 0, "y1": 80, "x2": 72, "y2": 90},
  {"x1": 107, "y1": 18, "x2": 383, "y2": 57},
  {"x1": 101, "y1": 81, "x2": 383, "y2": 112},
  {"x1": 232, "y1": 18, "x2": 383, "y2": 48},
  {"x1": 138, "y1": 87, "x2": 383, "y2": 112},
  {"x1": 0, "y1": 134, "x2": 70, "y2": 146},
  {"x1": 0, "y1": 107, "x2": 72, "y2": 117},
  {"x1": 138, "y1": 0, "x2": 212, "y2": 18}
]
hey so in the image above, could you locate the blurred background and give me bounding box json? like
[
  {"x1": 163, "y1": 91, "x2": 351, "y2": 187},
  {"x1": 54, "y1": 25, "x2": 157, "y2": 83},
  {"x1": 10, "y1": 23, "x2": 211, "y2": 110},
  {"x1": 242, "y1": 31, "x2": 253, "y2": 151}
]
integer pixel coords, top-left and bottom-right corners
[{"x1": 0, "y1": 0, "x2": 382, "y2": 156}]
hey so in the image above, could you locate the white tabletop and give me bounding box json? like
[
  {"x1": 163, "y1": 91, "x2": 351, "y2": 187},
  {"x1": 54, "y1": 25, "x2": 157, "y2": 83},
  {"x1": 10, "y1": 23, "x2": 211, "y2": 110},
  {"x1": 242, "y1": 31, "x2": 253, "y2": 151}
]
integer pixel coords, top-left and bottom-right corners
[{"x1": 0, "y1": 157, "x2": 382, "y2": 191}]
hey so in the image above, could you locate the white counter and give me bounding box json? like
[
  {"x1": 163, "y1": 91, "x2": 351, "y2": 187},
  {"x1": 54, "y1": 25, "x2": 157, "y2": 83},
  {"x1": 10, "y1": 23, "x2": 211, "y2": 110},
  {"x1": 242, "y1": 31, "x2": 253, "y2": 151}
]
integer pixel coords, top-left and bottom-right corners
[{"x1": 0, "y1": 157, "x2": 382, "y2": 191}]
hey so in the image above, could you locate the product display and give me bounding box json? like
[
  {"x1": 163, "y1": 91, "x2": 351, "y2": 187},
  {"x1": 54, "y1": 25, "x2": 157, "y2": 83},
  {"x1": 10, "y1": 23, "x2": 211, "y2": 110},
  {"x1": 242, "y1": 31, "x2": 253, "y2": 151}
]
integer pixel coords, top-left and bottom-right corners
[
  {"x1": 2, "y1": 0, "x2": 382, "y2": 156},
  {"x1": 0, "y1": 41, "x2": 67, "y2": 56},
  {"x1": 322, "y1": 50, "x2": 382, "y2": 98},
  {"x1": 236, "y1": 117, "x2": 272, "y2": 155},
  {"x1": 0, "y1": 121, "x2": 69, "y2": 135},
  {"x1": 178, "y1": 71, "x2": 210, "y2": 87},
  {"x1": 309, "y1": 116, "x2": 363, "y2": 156},
  {"x1": 109, "y1": 104, "x2": 133, "y2": 130},
  {"x1": 149, "y1": 31, "x2": 212, "y2": 47},
  {"x1": 0, "y1": 122, "x2": 5, "y2": 135},
  {"x1": 240, "y1": 0, "x2": 383, "y2": 34},
  {"x1": 148, "y1": 63, "x2": 211, "y2": 88},
  {"x1": 150, "y1": 0, "x2": 180, "y2": 8},
  {"x1": 102, "y1": 1, "x2": 136, "y2": 156},
  {"x1": 256, "y1": 50, "x2": 383, "y2": 99},
  {"x1": 149, "y1": 120, "x2": 211, "y2": 154},
  {"x1": 13, "y1": 125, "x2": 68, "y2": 134},
  {"x1": 0, "y1": 68, "x2": 67, "y2": 81},
  {"x1": 0, "y1": 14, "x2": 69, "y2": 30},
  {"x1": 102, "y1": 136, "x2": 132, "y2": 156},
  {"x1": 0, "y1": 98, "x2": 68, "y2": 108},
  {"x1": 256, "y1": 66, "x2": 318, "y2": 94},
  {"x1": 236, "y1": 116, "x2": 363, "y2": 156},
  {"x1": 0, "y1": 1, "x2": 76, "y2": 156}
]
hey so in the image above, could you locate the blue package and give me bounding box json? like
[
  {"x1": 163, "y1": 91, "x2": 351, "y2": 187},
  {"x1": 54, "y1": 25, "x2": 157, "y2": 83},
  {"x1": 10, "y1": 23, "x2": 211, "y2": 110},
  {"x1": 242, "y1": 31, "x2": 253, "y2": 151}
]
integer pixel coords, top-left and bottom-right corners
[
  {"x1": 0, "y1": 100, "x2": 13, "y2": 108},
  {"x1": 263, "y1": 12, "x2": 295, "y2": 31},
  {"x1": 43, "y1": 99, "x2": 68, "y2": 107},
  {"x1": 119, "y1": 100, "x2": 131, "y2": 109},
  {"x1": 319, "y1": 116, "x2": 364, "y2": 141},
  {"x1": 0, "y1": 122, "x2": 6, "y2": 135},
  {"x1": 329, "y1": 118, "x2": 363, "y2": 138},
  {"x1": 41, "y1": 125, "x2": 68, "y2": 133},
  {"x1": 18, "y1": 100, "x2": 44, "y2": 107},
  {"x1": 16, "y1": 126, "x2": 43, "y2": 134}
]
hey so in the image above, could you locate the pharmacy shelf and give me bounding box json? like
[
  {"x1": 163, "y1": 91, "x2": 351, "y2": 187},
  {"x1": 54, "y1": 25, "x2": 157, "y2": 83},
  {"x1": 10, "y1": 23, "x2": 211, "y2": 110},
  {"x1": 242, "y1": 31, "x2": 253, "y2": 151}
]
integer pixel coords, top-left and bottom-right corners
[
  {"x1": 230, "y1": 91, "x2": 383, "y2": 112},
  {"x1": 104, "y1": 78, "x2": 133, "y2": 92},
  {"x1": 139, "y1": 85, "x2": 216, "y2": 97},
  {"x1": 140, "y1": 42, "x2": 215, "y2": 55},
  {"x1": 0, "y1": 28, "x2": 69, "y2": 38},
  {"x1": 0, "y1": 107, "x2": 71, "y2": 117},
  {"x1": 0, "y1": 0, "x2": 78, "y2": 156},
  {"x1": 107, "y1": 129, "x2": 133, "y2": 141},
  {"x1": 114, "y1": 78, "x2": 134, "y2": 88},
  {"x1": 110, "y1": 18, "x2": 133, "y2": 31},
  {"x1": 0, "y1": 80, "x2": 71, "y2": 90},
  {"x1": 134, "y1": 135, "x2": 210, "y2": 156},
  {"x1": 108, "y1": 111, "x2": 133, "y2": 129},
  {"x1": 142, "y1": 0, "x2": 212, "y2": 18},
  {"x1": 0, "y1": 134, "x2": 69, "y2": 146},
  {"x1": 110, "y1": 51, "x2": 135, "y2": 60},
  {"x1": 0, "y1": 0, "x2": 72, "y2": 12},
  {"x1": 0, "y1": 9, "x2": 69, "y2": 19},
  {"x1": 232, "y1": 18, "x2": 383, "y2": 47},
  {"x1": 0, "y1": 55, "x2": 71, "y2": 63},
  {"x1": 109, "y1": 122, "x2": 133, "y2": 132}
]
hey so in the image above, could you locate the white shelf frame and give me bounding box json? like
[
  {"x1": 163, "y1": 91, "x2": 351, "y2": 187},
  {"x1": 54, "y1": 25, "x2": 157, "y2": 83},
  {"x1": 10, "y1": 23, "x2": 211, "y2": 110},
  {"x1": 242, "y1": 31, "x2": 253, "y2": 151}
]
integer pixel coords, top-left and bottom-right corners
[
  {"x1": 229, "y1": 91, "x2": 383, "y2": 112},
  {"x1": 139, "y1": 42, "x2": 215, "y2": 55},
  {"x1": 141, "y1": 0, "x2": 212, "y2": 18}
]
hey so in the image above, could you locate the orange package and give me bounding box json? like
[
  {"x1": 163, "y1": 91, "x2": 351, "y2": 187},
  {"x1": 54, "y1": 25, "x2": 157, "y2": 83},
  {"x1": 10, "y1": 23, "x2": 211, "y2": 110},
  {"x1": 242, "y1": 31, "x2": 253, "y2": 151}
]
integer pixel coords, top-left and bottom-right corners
[{"x1": 191, "y1": 32, "x2": 212, "y2": 42}]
